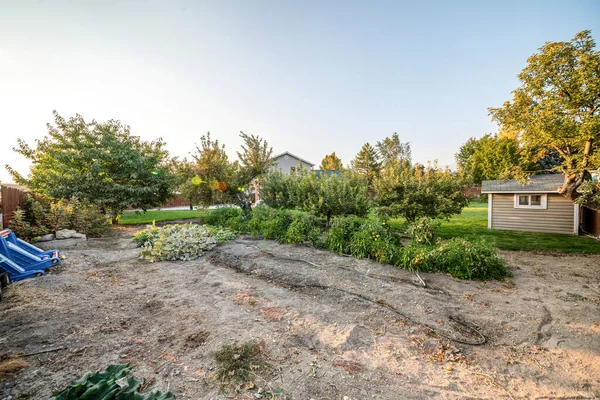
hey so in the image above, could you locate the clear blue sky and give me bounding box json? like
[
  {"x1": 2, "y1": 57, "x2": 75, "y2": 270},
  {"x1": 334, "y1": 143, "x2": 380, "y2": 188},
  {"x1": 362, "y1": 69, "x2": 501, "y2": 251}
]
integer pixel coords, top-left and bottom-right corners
[{"x1": 1, "y1": 0, "x2": 599, "y2": 182}]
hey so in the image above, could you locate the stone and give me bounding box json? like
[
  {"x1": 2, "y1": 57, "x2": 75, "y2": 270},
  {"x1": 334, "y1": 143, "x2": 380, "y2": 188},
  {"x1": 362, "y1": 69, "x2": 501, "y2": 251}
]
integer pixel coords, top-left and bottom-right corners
[
  {"x1": 71, "y1": 233, "x2": 87, "y2": 239},
  {"x1": 55, "y1": 229, "x2": 77, "y2": 239},
  {"x1": 37, "y1": 233, "x2": 55, "y2": 242}
]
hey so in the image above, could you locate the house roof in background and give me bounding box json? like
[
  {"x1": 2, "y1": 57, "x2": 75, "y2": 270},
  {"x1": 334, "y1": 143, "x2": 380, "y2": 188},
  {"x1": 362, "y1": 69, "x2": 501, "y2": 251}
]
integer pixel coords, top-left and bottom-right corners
[
  {"x1": 272, "y1": 151, "x2": 315, "y2": 166},
  {"x1": 481, "y1": 174, "x2": 564, "y2": 193}
]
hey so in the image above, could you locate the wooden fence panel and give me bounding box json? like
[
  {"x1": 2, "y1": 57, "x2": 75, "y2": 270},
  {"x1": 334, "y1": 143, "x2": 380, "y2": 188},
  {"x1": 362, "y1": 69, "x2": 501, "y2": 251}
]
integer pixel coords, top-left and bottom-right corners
[{"x1": 1, "y1": 184, "x2": 28, "y2": 228}]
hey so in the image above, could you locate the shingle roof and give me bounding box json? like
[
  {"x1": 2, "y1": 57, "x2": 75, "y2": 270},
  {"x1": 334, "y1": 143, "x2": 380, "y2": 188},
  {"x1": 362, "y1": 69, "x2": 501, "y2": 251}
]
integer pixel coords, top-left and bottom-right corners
[
  {"x1": 481, "y1": 174, "x2": 564, "y2": 193},
  {"x1": 272, "y1": 151, "x2": 315, "y2": 166}
]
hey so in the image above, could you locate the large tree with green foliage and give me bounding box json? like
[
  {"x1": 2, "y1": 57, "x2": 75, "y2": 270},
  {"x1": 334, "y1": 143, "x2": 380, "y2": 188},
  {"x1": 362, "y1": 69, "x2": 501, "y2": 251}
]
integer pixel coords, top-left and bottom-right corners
[
  {"x1": 489, "y1": 30, "x2": 600, "y2": 210},
  {"x1": 6, "y1": 111, "x2": 172, "y2": 222},
  {"x1": 455, "y1": 134, "x2": 524, "y2": 184},
  {"x1": 319, "y1": 152, "x2": 343, "y2": 170},
  {"x1": 373, "y1": 161, "x2": 469, "y2": 222},
  {"x1": 351, "y1": 143, "x2": 381, "y2": 185},
  {"x1": 186, "y1": 131, "x2": 273, "y2": 212}
]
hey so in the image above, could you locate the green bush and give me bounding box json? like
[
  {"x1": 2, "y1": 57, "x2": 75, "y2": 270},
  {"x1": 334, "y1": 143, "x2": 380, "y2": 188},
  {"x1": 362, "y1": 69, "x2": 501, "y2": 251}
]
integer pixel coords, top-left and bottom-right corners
[
  {"x1": 205, "y1": 226, "x2": 237, "y2": 243},
  {"x1": 348, "y1": 219, "x2": 400, "y2": 261},
  {"x1": 261, "y1": 213, "x2": 294, "y2": 240},
  {"x1": 202, "y1": 207, "x2": 241, "y2": 227},
  {"x1": 52, "y1": 363, "x2": 173, "y2": 400},
  {"x1": 406, "y1": 217, "x2": 440, "y2": 245},
  {"x1": 224, "y1": 215, "x2": 249, "y2": 233},
  {"x1": 132, "y1": 222, "x2": 161, "y2": 247},
  {"x1": 260, "y1": 171, "x2": 370, "y2": 224},
  {"x1": 395, "y1": 244, "x2": 438, "y2": 272},
  {"x1": 281, "y1": 214, "x2": 322, "y2": 245},
  {"x1": 10, "y1": 196, "x2": 108, "y2": 239},
  {"x1": 394, "y1": 238, "x2": 510, "y2": 280},
  {"x1": 433, "y1": 238, "x2": 511, "y2": 280},
  {"x1": 247, "y1": 206, "x2": 272, "y2": 236},
  {"x1": 137, "y1": 224, "x2": 218, "y2": 261},
  {"x1": 327, "y1": 215, "x2": 367, "y2": 255}
]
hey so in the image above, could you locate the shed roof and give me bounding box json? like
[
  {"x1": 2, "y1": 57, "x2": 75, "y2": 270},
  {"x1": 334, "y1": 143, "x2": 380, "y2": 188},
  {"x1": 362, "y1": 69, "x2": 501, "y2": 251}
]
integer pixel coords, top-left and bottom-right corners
[
  {"x1": 481, "y1": 174, "x2": 564, "y2": 193},
  {"x1": 272, "y1": 151, "x2": 315, "y2": 167}
]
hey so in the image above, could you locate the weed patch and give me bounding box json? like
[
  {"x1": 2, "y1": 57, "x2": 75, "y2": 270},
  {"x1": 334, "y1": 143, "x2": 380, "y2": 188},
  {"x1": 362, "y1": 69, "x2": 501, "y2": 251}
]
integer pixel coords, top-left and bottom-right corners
[{"x1": 215, "y1": 340, "x2": 271, "y2": 383}]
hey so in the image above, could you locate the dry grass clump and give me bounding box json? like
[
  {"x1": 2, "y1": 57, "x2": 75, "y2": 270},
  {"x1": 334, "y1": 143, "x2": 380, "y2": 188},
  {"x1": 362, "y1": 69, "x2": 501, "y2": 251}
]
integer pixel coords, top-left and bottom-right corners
[{"x1": 0, "y1": 357, "x2": 30, "y2": 375}]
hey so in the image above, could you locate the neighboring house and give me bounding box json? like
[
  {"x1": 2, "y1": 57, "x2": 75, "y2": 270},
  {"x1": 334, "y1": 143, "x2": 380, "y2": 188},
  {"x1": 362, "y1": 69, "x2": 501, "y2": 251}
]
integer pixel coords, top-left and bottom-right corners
[
  {"x1": 481, "y1": 174, "x2": 579, "y2": 235},
  {"x1": 272, "y1": 152, "x2": 314, "y2": 174}
]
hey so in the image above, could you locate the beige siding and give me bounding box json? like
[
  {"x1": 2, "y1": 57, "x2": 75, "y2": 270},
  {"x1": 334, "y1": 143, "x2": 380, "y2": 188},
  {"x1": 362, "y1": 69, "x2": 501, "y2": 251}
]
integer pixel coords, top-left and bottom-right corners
[{"x1": 491, "y1": 193, "x2": 575, "y2": 235}]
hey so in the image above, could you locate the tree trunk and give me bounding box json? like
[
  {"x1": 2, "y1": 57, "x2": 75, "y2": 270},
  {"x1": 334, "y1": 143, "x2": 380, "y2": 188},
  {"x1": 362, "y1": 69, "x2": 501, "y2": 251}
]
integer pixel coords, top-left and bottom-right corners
[
  {"x1": 111, "y1": 216, "x2": 119, "y2": 225},
  {"x1": 558, "y1": 173, "x2": 600, "y2": 211}
]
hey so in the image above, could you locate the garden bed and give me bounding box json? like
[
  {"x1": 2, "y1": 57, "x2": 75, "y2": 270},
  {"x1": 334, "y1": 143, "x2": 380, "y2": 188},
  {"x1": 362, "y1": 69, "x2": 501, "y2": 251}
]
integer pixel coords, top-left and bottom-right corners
[{"x1": 1, "y1": 227, "x2": 599, "y2": 399}]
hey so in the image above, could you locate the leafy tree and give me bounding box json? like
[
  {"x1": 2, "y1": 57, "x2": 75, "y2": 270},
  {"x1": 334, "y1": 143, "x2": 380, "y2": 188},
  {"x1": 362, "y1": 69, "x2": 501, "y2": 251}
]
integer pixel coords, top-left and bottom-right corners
[
  {"x1": 185, "y1": 131, "x2": 273, "y2": 213},
  {"x1": 260, "y1": 171, "x2": 369, "y2": 225},
  {"x1": 455, "y1": 134, "x2": 523, "y2": 184},
  {"x1": 236, "y1": 131, "x2": 273, "y2": 183},
  {"x1": 170, "y1": 158, "x2": 205, "y2": 209},
  {"x1": 376, "y1": 132, "x2": 411, "y2": 167},
  {"x1": 351, "y1": 143, "x2": 381, "y2": 185},
  {"x1": 6, "y1": 111, "x2": 172, "y2": 222},
  {"x1": 374, "y1": 162, "x2": 469, "y2": 222},
  {"x1": 489, "y1": 30, "x2": 600, "y2": 210},
  {"x1": 319, "y1": 152, "x2": 343, "y2": 170}
]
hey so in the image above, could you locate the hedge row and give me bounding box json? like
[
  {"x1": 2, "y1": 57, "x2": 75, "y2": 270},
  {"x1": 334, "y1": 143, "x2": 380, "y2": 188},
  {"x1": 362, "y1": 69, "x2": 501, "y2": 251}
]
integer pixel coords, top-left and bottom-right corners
[{"x1": 203, "y1": 206, "x2": 511, "y2": 281}]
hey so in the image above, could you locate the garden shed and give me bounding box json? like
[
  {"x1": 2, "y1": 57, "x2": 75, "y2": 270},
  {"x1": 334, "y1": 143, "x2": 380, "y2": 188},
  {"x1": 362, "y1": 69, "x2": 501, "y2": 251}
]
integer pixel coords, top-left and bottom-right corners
[{"x1": 481, "y1": 175, "x2": 579, "y2": 235}]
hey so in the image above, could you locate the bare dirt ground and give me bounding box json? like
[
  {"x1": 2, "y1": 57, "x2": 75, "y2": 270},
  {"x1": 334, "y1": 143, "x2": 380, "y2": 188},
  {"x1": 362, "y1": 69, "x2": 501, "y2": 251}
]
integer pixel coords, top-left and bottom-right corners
[{"x1": 1, "y1": 227, "x2": 599, "y2": 399}]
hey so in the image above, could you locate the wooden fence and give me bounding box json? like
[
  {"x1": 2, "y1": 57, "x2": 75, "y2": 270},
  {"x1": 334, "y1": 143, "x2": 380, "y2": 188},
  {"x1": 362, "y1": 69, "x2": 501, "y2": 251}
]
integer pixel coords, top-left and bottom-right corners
[
  {"x1": 465, "y1": 185, "x2": 482, "y2": 198},
  {"x1": 1, "y1": 184, "x2": 28, "y2": 228}
]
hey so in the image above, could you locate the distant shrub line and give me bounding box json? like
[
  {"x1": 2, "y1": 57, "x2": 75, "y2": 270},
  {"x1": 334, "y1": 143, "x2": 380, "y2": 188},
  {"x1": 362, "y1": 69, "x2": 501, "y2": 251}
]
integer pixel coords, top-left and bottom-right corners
[{"x1": 202, "y1": 206, "x2": 511, "y2": 280}]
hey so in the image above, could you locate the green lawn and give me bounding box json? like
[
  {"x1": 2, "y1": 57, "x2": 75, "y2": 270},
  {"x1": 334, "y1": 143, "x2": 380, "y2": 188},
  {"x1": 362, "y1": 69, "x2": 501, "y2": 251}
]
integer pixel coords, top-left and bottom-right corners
[
  {"x1": 390, "y1": 202, "x2": 600, "y2": 254},
  {"x1": 118, "y1": 209, "x2": 212, "y2": 225}
]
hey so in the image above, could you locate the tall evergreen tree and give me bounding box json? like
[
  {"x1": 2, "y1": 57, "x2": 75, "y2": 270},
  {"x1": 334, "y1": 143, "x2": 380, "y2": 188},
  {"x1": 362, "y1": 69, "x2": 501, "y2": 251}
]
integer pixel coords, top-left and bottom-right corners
[{"x1": 351, "y1": 143, "x2": 381, "y2": 185}]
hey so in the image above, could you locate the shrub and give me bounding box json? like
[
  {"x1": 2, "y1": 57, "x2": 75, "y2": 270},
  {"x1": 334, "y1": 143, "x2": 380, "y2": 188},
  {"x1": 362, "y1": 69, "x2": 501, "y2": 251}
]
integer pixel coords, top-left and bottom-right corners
[
  {"x1": 137, "y1": 224, "x2": 218, "y2": 261},
  {"x1": 247, "y1": 206, "x2": 272, "y2": 236},
  {"x1": 374, "y1": 161, "x2": 469, "y2": 222},
  {"x1": 395, "y1": 244, "x2": 438, "y2": 272},
  {"x1": 433, "y1": 238, "x2": 511, "y2": 280},
  {"x1": 348, "y1": 219, "x2": 400, "y2": 261},
  {"x1": 52, "y1": 363, "x2": 173, "y2": 400},
  {"x1": 260, "y1": 171, "x2": 370, "y2": 224},
  {"x1": 10, "y1": 196, "x2": 108, "y2": 239},
  {"x1": 224, "y1": 215, "x2": 249, "y2": 233},
  {"x1": 281, "y1": 214, "x2": 322, "y2": 245},
  {"x1": 132, "y1": 222, "x2": 161, "y2": 247},
  {"x1": 261, "y1": 212, "x2": 294, "y2": 240},
  {"x1": 327, "y1": 215, "x2": 367, "y2": 255},
  {"x1": 394, "y1": 238, "x2": 510, "y2": 280},
  {"x1": 9, "y1": 210, "x2": 32, "y2": 241},
  {"x1": 205, "y1": 226, "x2": 237, "y2": 243},
  {"x1": 406, "y1": 217, "x2": 440, "y2": 245},
  {"x1": 202, "y1": 207, "x2": 241, "y2": 227}
]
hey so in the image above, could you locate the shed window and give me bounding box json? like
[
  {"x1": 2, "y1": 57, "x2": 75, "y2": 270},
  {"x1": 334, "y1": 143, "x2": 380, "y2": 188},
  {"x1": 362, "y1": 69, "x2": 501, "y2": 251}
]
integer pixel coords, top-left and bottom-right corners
[{"x1": 514, "y1": 194, "x2": 547, "y2": 209}]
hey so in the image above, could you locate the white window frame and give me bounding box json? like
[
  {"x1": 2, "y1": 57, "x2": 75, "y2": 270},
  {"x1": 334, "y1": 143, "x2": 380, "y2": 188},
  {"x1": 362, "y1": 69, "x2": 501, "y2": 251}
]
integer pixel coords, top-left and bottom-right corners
[{"x1": 514, "y1": 193, "x2": 547, "y2": 209}]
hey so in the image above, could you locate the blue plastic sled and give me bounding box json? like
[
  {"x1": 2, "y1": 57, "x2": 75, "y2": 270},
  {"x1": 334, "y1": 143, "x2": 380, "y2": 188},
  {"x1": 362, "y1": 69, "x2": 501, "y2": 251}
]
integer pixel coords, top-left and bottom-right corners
[{"x1": 0, "y1": 229, "x2": 60, "y2": 282}]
